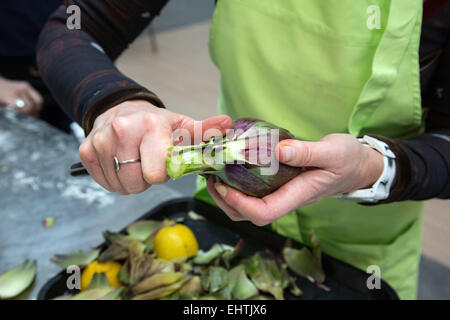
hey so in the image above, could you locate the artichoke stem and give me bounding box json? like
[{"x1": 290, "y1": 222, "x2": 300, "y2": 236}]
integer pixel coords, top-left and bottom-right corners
[{"x1": 166, "y1": 139, "x2": 248, "y2": 179}]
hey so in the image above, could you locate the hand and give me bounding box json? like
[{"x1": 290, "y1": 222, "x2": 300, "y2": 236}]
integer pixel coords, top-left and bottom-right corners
[
  {"x1": 79, "y1": 100, "x2": 232, "y2": 194},
  {"x1": 0, "y1": 77, "x2": 43, "y2": 117},
  {"x1": 206, "y1": 133, "x2": 384, "y2": 226}
]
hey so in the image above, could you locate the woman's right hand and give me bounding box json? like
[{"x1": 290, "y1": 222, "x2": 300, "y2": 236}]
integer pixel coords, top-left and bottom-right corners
[{"x1": 79, "y1": 100, "x2": 232, "y2": 195}]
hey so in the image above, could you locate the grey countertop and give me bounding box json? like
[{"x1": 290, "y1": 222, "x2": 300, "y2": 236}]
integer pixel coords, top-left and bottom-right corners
[{"x1": 0, "y1": 109, "x2": 183, "y2": 299}]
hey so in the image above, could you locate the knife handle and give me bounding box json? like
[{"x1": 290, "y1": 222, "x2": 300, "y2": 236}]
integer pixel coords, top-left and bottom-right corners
[{"x1": 69, "y1": 162, "x2": 89, "y2": 176}]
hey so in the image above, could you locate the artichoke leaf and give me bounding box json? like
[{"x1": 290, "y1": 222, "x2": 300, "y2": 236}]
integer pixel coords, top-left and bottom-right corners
[
  {"x1": 88, "y1": 272, "x2": 110, "y2": 289},
  {"x1": 51, "y1": 249, "x2": 100, "y2": 269},
  {"x1": 187, "y1": 211, "x2": 205, "y2": 221},
  {"x1": 193, "y1": 243, "x2": 234, "y2": 265},
  {"x1": 222, "y1": 239, "x2": 244, "y2": 268},
  {"x1": 70, "y1": 287, "x2": 116, "y2": 300},
  {"x1": 132, "y1": 276, "x2": 191, "y2": 300},
  {"x1": 98, "y1": 242, "x2": 129, "y2": 262},
  {"x1": 142, "y1": 219, "x2": 176, "y2": 249},
  {"x1": 217, "y1": 265, "x2": 257, "y2": 300},
  {"x1": 309, "y1": 232, "x2": 322, "y2": 267},
  {"x1": 98, "y1": 230, "x2": 146, "y2": 263},
  {"x1": 118, "y1": 261, "x2": 130, "y2": 285},
  {"x1": 101, "y1": 287, "x2": 125, "y2": 300},
  {"x1": 102, "y1": 231, "x2": 138, "y2": 245},
  {"x1": 145, "y1": 259, "x2": 175, "y2": 278},
  {"x1": 179, "y1": 276, "x2": 203, "y2": 297},
  {"x1": 201, "y1": 266, "x2": 228, "y2": 294},
  {"x1": 283, "y1": 247, "x2": 325, "y2": 284},
  {"x1": 128, "y1": 240, "x2": 153, "y2": 286},
  {"x1": 244, "y1": 252, "x2": 287, "y2": 300},
  {"x1": 0, "y1": 260, "x2": 37, "y2": 299},
  {"x1": 132, "y1": 272, "x2": 185, "y2": 295},
  {"x1": 126, "y1": 220, "x2": 161, "y2": 241}
]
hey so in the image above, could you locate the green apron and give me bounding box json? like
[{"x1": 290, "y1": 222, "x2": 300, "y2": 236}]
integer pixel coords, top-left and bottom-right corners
[{"x1": 195, "y1": 0, "x2": 425, "y2": 299}]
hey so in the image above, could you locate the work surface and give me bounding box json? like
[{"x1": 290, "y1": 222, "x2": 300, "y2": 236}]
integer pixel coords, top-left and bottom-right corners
[{"x1": 0, "y1": 109, "x2": 182, "y2": 299}]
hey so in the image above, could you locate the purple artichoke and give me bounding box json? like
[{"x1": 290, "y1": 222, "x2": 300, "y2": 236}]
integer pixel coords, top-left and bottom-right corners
[{"x1": 166, "y1": 118, "x2": 303, "y2": 197}]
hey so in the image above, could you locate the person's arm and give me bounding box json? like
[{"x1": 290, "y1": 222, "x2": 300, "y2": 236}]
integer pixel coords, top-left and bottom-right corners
[
  {"x1": 205, "y1": 7, "x2": 450, "y2": 226},
  {"x1": 369, "y1": 8, "x2": 450, "y2": 203},
  {"x1": 38, "y1": 0, "x2": 233, "y2": 196},
  {"x1": 37, "y1": 0, "x2": 169, "y2": 134},
  {"x1": 371, "y1": 131, "x2": 450, "y2": 202}
]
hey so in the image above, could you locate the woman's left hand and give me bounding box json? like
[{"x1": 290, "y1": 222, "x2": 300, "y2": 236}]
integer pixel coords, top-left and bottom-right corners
[
  {"x1": 206, "y1": 133, "x2": 385, "y2": 226},
  {"x1": 0, "y1": 77, "x2": 43, "y2": 117}
]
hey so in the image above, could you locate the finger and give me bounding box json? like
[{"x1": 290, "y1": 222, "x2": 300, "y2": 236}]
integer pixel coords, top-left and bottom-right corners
[
  {"x1": 206, "y1": 177, "x2": 245, "y2": 222},
  {"x1": 200, "y1": 115, "x2": 233, "y2": 140},
  {"x1": 92, "y1": 127, "x2": 128, "y2": 194},
  {"x1": 211, "y1": 181, "x2": 278, "y2": 226},
  {"x1": 263, "y1": 169, "x2": 332, "y2": 213},
  {"x1": 140, "y1": 113, "x2": 172, "y2": 185},
  {"x1": 21, "y1": 92, "x2": 41, "y2": 117},
  {"x1": 2, "y1": 96, "x2": 20, "y2": 107},
  {"x1": 277, "y1": 139, "x2": 333, "y2": 168},
  {"x1": 177, "y1": 115, "x2": 233, "y2": 142},
  {"x1": 111, "y1": 117, "x2": 150, "y2": 194},
  {"x1": 23, "y1": 85, "x2": 43, "y2": 110},
  {"x1": 79, "y1": 137, "x2": 113, "y2": 192},
  {"x1": 16, "y1": 93, "x2": 32, "y2": 109}
]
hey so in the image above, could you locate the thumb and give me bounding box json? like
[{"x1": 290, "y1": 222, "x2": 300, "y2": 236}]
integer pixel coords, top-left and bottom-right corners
[
  {"x1": 180, "y1": 115, "x2": 233, "y2": 143},
  {"x1": 277, "y1": 139, "x2": 332, "y2": 168}
]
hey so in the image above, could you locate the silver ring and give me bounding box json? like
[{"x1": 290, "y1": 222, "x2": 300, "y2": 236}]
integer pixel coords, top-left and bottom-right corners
[
  {"x1": 15, "y1": 99, "x2": 26, "y2": 109},
  {"x1": 113, "y1": 156, "x2": 141, "y2": 172}
]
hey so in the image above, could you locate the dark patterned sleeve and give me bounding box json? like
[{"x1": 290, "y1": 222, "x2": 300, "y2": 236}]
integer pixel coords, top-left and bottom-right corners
[
  {"x1": 37, "y1": 0, "x2": 169, "y2": 134},
  {"x1": 368, "y1": 6, "x2": 450, "y2": 203}
]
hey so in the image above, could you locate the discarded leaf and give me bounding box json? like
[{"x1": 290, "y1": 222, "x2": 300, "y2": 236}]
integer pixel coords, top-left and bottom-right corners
[
  {"x1": 179, "y1": 276, "x2": 202, "y2": 297},
  {"x1": 0, "y1": 260, "x2": 36, "y2": 299},
  {"x1": 126, "y1": 220, "x2": 161, "y2": 241},
  {"x1": 283, "y1": 247, "x2": 325, "y2": 284},
  {"x1": 244, "y1": 252, "x2": 288, "y2": 300},
  {"x1": 132, "y1": 277, "x2": 191, "y2": 300},
  {"x1": 132, "y1": 272, "x2": 184, "y2": 295},
  {"x1": 118, "y1": 261, "x2": 130, "y2": 285},
  {"x1": 193, "y1": 244, "x2": 234, "y2": 265},
  {"x1": 187, "y1": 211, "x2": 205, "y2": 221},
  {"x1": 201, "y1": 266, "x2": 228, "y2": 294},
  {"x1": 128, "y1": 240, "x2": 153, "y2": 286},
  {"x1": 70, "y1": 287, "x2": 115, "y2": 300},
  {"x1": 227, "y1": 265, "x2": 258, "y2": 300},
  {"x1": 222, "y1": 239, "x2": 244, "y2": 268},
  {"x1": 309, "y1": 232, "x2": 322, "y2": 267},
  {"x1": 89, "y1": 273, "x2": 110, "y2": 289},
  {"x1": 101, "y1": 287, "x2": 125, "y2": 300},
  {"x1": 51, "y1": 249, "x2": 100, "y2": 269}
]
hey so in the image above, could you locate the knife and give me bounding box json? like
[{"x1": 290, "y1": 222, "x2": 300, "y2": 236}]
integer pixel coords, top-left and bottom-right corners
[{"x1": 69, "y1": 162, "x2": 89, "y2": 176}]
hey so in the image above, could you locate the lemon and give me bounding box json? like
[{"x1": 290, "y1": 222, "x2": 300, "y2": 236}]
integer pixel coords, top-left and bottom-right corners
[
  {"x1": 154, "y1": 224, "x2": 199, "y2": 260},
  {"x1": 80, "y1": 260, "x2": 122, "y2": 291}
]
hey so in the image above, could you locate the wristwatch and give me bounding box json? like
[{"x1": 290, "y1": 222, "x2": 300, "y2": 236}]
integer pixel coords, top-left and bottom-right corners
[{"x1": 334, "y1": 135, "x2": 397, "y2": 203}]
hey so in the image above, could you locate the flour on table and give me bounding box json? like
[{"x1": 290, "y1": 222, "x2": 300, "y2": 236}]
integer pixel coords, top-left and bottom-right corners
[{"x1": 62, "y1": 179, "x2": 115, "y2": 208}]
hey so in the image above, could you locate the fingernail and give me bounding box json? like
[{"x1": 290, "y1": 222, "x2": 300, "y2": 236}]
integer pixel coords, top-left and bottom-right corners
[
  {"x1": 281, "y1": 146, "x2": 294, "y2": 162},
  {"x1": 215, "y1": 183, "x2": 227, "y2": 198}
]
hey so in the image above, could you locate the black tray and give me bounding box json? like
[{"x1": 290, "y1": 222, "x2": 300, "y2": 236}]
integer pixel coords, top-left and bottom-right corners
[{"x1": 38, "y1": 198, "x2": 398, "y2": 300}]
